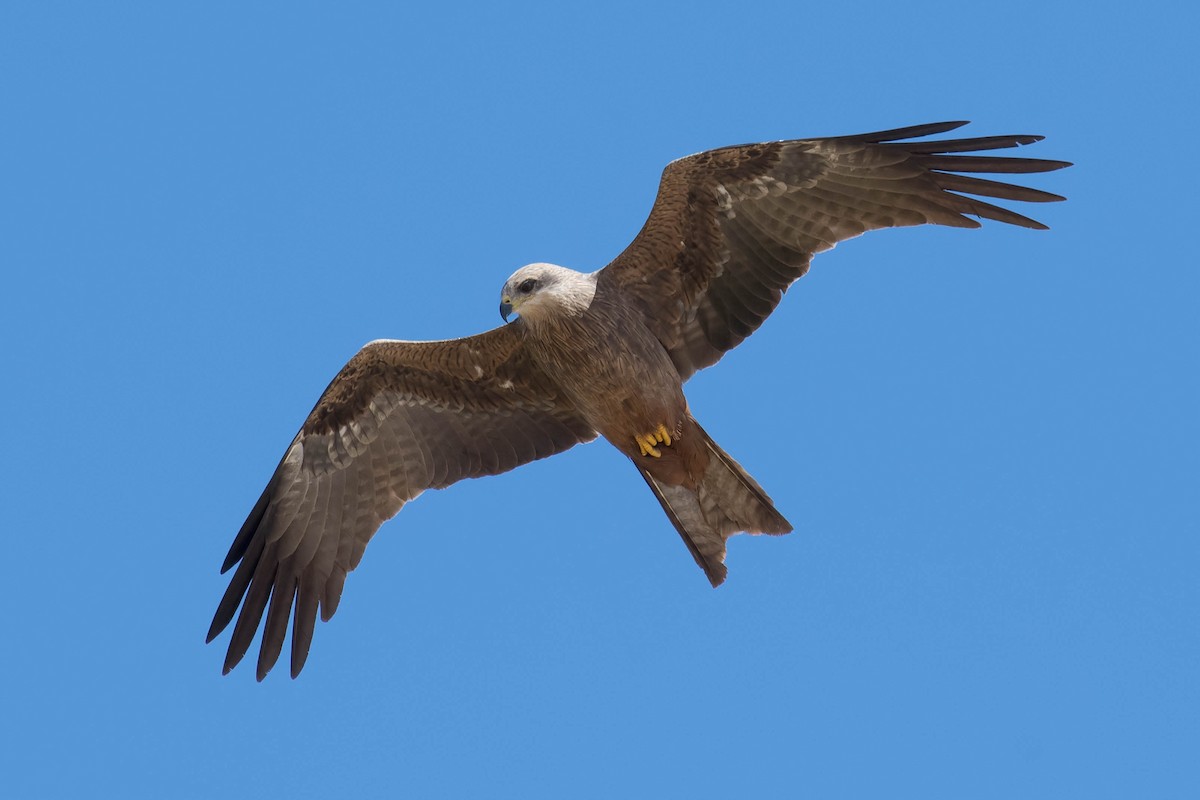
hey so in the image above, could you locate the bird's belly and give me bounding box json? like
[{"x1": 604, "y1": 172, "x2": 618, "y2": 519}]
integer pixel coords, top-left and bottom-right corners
[{"x1": 538, "y1": 321, "x2": 684, "y2": 443}]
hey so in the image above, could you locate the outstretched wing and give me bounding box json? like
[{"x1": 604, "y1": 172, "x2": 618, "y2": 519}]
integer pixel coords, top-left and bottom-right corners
[
  {"x1": 599, "y1": 121, "x2": 1071, "y2": 379},
  {"x1": 207, "y1": 325, "x2": 595, "y2": 679}
]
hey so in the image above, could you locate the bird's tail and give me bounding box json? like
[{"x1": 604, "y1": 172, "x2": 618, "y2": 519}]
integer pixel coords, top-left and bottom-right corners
[{"x1": 637, "y1": 423, "x2": 792, "y2": 586}]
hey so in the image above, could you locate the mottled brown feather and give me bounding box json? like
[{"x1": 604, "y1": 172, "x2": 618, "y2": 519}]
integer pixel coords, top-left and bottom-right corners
[
  {"x1": 599, "y1": 121, "x2": 1069, "y2": 379},
  {"x1": 208, "y1": 324, "x2": 596, "y2": 679}
]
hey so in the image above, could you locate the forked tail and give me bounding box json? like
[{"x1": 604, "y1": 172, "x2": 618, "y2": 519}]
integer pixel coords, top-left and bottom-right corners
[{"x1": 637, "y1": 423, "x2": 792, "y2": 586}]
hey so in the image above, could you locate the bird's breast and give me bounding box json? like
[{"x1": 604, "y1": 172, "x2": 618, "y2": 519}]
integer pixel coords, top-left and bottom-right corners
[{"x1": 526, "y1": 298, "x2": 685, "y2": 435}]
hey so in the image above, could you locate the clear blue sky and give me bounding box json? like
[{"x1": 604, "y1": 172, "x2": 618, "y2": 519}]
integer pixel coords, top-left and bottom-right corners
[{"x1": 2, "y1": 2, "x2": 1195, "y2": 798}]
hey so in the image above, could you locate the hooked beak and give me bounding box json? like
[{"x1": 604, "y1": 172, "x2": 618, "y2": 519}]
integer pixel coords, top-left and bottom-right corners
[{"x1": 500, "y1": 297, "x2": 514, "y2": 322}]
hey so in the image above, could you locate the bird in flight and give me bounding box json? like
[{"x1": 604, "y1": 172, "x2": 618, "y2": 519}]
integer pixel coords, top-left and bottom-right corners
[{"x1": 208, "y1": 121, "x2": 1070, "y2": 679}]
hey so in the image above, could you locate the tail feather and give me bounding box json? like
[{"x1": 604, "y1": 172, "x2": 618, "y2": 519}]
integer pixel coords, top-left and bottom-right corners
[{"x1": 638, "y1": 424, "x2": 791, "y2": 586}]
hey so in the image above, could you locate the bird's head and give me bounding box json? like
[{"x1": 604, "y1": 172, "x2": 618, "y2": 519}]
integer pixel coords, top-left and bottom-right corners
[{"x1": 499, "y1": 263, "x2": 597, "y2": 323}]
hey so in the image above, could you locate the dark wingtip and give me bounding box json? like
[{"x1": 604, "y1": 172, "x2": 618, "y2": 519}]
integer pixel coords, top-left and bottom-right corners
[
  {"x1": 256, "y1": 653, "x2": 275, "y2": 682},
  {"x1": 222, "y1": 650, "x2": 245, "y2": 676},
  {"x1": 290, "y1": 641, "x2": 312, "y2": 679},
  {"x1": 856, "y1": 120, "x2": 971, "y2": 142},
  {"x1": 221, "y1": 489, "x2": 272, "y2": 573}
]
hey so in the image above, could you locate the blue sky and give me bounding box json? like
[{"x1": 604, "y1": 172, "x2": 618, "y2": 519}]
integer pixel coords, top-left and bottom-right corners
[{"x1": 2, "y1": 2, "x2": 1196, "y2": 798}]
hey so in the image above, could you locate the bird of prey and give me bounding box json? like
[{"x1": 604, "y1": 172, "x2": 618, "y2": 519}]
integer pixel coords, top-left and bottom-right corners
[{"x1": 208, "y1": 121, "x2": 1069, "y2": 679}]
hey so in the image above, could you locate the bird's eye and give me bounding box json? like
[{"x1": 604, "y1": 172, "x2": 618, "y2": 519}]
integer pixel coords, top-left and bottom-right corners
[{"x1": 518, "y1": 278, "x2": 537, "y2": 294}]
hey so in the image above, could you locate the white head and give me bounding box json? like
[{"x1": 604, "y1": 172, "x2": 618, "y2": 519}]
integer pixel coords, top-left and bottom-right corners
[{"x1": 499, "y1": 263, "x2": 597, "y2": 324}]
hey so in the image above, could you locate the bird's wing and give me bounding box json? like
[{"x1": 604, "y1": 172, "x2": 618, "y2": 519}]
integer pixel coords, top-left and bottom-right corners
[
  {"x1": 207, "y1": 324, "x2": 595, "y2": 679},
  {"x1": 598, "y1": 121, "x2": 1071, "y2": 379}
]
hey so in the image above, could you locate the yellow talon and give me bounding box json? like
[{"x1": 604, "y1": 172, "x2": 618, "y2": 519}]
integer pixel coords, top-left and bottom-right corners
[
  {"x1": 657, "y1": 424, "x2": 672, "y2": 447},
  {"x1": 636, "y1": 425, "x2": 673, "y2": 458},
  {"x1": 637, "y1": 434, "x2": 661, "y2": 458}
]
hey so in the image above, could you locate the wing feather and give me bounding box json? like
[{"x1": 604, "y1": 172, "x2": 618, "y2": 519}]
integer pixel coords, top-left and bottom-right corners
[
  {"x1": 290, "y1": 575, "x2": 320, "y2": 677},
  {"x1": 257, "y1": 571, "x2": 295, "y2": 680},
  {"x1": 600, "y1": 122, "x2": 1070, "y2": 378},
  {"x1": 930, "y1": 172, "x2": 1065, "y2": 203},
  {"x1": 208, "y1": 324, "x2": 596, "y2": 678}
]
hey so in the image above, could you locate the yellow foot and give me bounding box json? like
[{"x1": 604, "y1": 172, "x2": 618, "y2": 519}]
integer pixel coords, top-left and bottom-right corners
[{"x1": 635, "y1": 424, "x2": 673, "y2": 458}]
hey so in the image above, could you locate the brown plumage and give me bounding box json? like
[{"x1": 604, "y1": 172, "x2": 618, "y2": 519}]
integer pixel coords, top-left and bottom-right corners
[{"x1": 208, "y1": 121, "x2": 1070, "y2": 678}]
